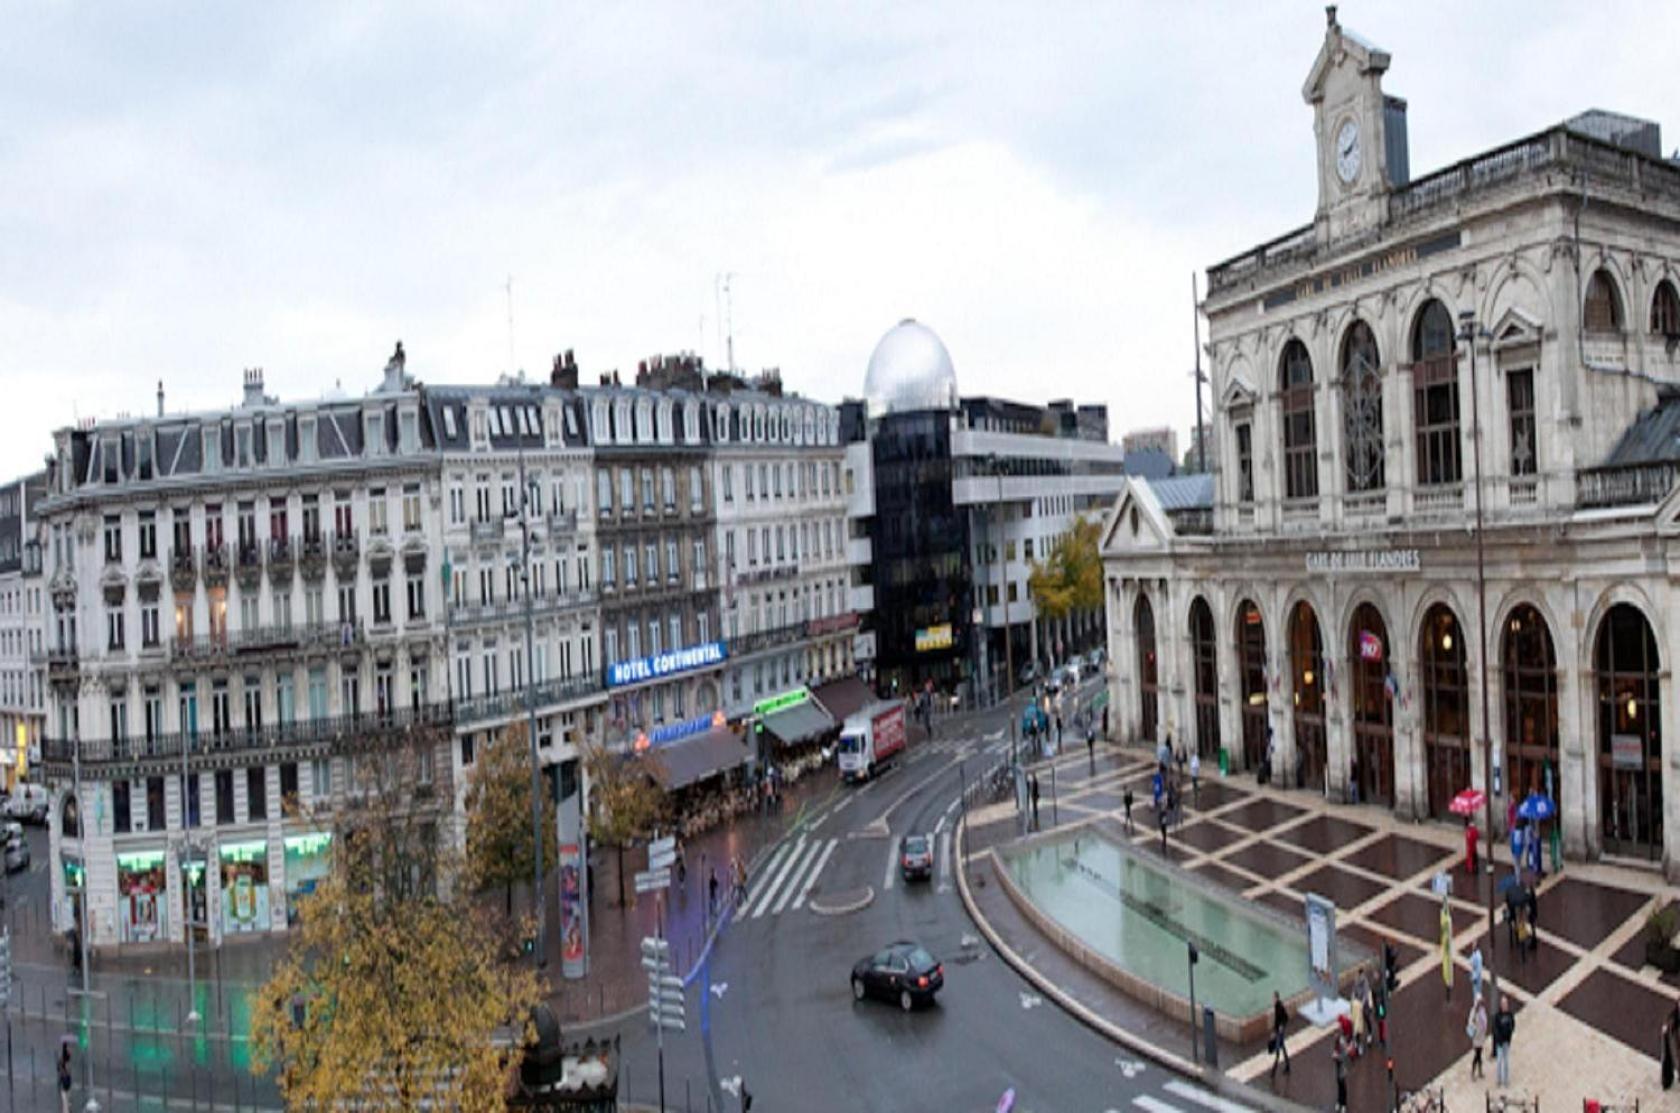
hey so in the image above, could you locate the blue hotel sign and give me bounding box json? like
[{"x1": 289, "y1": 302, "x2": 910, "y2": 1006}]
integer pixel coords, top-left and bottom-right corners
[{"x1": 608, "y1": 641, "x2": 727, "y2": 689}]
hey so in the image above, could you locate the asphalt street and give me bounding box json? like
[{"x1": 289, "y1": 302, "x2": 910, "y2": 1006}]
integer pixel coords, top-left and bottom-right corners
[{"x1": 608, "y1": 679, "x2": 1248, "y2": 1113}]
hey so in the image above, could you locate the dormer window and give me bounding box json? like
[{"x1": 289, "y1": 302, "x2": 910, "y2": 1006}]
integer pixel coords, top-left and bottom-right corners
[
  {"x1": 299, "y1": 416, "x2": 317, "y2": 463},
  {"x1": 499, "y1": 407, "x2": 514, "y2": 437},
  {"x1": 563, "y1": 406, "x2": 578, "y2": 438},
  {"x1": 441, "y1": 406, "x2": 458, "y2": 440},
  {"x1": 203, "y1": 427, "x2": 221, "y2": 473},
  {"x1": 715, "y1": 404, "x2": 730, "y2": 443},
  {"x1": 400, "y1": 410, "x2": 417, "y2": 453},
  {"x1": 102, "y1": 436, "x2": 119, "y2": 484},
  {"x1": 266, "y1": 420, "x2": 286, "y2": 466},
  {"x1": 366, "y1": 412, "x2": 384, "y2": 456}
]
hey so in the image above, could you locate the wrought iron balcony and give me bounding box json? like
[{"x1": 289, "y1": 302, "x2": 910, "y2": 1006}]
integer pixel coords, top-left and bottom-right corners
[
  {"x1": 331, "y1": 530, "x2": 359, "y2": 576},
  {"x1": 805, "y1": 610, "x2": 860, "y2": 638},
  {"x1": 203, "y1": 542, "x2": 229, "y2": 587},
  {"x1": 727, "y1": 622, "x2": 806, "y2": 657},
  {"x1": 169, "y1": 620, "x2": 366, "y2": 663},
  {"x1": 235, "y1": 541, "x2": 264, "y2": 588},
  {"x1": 269, "y1": 535, "x2": 295, "y2": 575},
  {"x1": 452, "y1": 674, "x2": 605, "y2": 727},
  {"x1": 545, "y1": 510, "x2": 578, "y2": 537},
  {"x1": 299, "y1": 532, "x2": 327, "y2": 580},
  {"x1": 170, "y1": 548, "x2": 197, "y2": 592},
  {"x1": 46, "y1": 645, "x2": 79, "y2": 682},
  {"x1": 470, "y1": 518, "x2": 505, "y2": 543}
]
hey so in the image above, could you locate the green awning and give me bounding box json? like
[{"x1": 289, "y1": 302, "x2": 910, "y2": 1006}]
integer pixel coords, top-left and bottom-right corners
[{"x1": 763, "y1": 694, "x2": 836, "y2": 748}]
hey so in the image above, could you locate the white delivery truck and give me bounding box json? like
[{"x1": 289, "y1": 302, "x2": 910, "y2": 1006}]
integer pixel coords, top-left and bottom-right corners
[{"x1": 837, "y1": 700, "x2": 908, "y2": 783}]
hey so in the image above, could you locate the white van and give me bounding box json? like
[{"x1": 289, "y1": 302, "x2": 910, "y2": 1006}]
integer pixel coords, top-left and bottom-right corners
[{"x1": 5, "y1": 784, "x2": 48, "y2": 825}]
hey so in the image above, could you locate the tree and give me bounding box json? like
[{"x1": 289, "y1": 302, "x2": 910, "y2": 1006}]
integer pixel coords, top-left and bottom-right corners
[
  {"x1": 464, "y1": 720, "x2": 558, "y2": 918},
  {"x1": 1027, "y1": 514, "x2": 1104, "y2": 663},
  {"x1": 582, "y1": 741, "x2": 666, "y2": 908},
  {"x1": 251, "y1": 744, "x2": 542, "y2": 1111}
]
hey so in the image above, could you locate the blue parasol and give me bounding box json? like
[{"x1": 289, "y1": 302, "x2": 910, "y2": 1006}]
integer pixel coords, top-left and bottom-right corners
[{"x1": 1516, "y1": 793, "x2": 1557, "y2": 822}]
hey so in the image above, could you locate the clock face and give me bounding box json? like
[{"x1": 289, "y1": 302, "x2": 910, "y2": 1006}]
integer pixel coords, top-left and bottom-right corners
[{"x1": 1336, "y1": 119, "x2": 1362, "y2": 184}]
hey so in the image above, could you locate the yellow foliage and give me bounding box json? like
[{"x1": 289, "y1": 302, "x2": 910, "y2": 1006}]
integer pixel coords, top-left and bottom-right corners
[
  {"x1": 1027, "y1": 514, "x2": 1103, "y2": 621},
  {"x1": 464, "y1": 720, "x2": 558, "y2": 904}
]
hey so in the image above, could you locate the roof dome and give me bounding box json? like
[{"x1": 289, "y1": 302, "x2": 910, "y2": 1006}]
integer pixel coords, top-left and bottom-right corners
[{"x1": 864, "y1": 319, "x2": 957, "y2": 417}]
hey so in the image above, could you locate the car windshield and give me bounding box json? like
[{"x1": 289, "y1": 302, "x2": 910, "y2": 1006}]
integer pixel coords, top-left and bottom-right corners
[
  {"x1": 903, "y1": 836, "x2": 929, "y2": 854},
  {"x1": 904, "y1": 946, "x2": 936, "y2": 971}
]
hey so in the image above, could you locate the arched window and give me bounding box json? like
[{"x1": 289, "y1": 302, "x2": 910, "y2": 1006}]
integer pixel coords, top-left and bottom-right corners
[
  {"x1": 1279, "y1": 340, "x2": 1318, "y2": 500},
  {"x1": 1419, "y1": 604, "x2": 1470, "y2": 819},
  {"x1": 1341, "y1": 320, "x2": 1386, "y2": 493},
  {"x1": 1584, "y1": 269, "x2": 1624, "y2": 333},
  {"x1": 1189, "y1": 598, "x2": 1220, "y2": 760},
  {"x1": 1596, "y1": 603, "x2": 1662, "y2": 859},
  {"x1": 1235, "y1": 601, "x2": 1267, "y2": 771},
  {"x1": 1651, "y1": 280, "x2": 1680, "y2": 337},
  {"x1": 1502, "y1": 604, "x2": 1558, "y2": 806},
  {"x1": 1289, "y1": 602, "x2": 1326, "y2": 789},
  {"x1": 1135, "y1": 594, "x2": 1158, "y2": 742},
  {"x1": 1411, "y1": 300, "x2": 1462, "y2": 488}
]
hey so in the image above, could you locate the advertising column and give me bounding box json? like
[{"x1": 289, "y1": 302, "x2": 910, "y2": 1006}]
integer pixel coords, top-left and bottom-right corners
[{"x1": 557, "y1": 772, "x2": 587, "y2": 979}]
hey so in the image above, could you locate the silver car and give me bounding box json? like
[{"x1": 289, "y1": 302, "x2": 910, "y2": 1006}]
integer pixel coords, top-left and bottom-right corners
[{"x1": 4, "y1": 835, "x2": 28, "y2": 874}]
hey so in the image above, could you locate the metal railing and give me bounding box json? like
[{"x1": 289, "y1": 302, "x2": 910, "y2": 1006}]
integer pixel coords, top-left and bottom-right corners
[
  {"x1": 447, "y1": 591, "x2": 597, "y2": 627},
  {"x1": 471, "y1": 518, "x2": 505, "y2": 542},
  {"x1": 40, "y1": 703, "x2": 453, "y2": 766},
  {"x1": 453, "y1": 674, "x2": 605, "y2": 726},
  {"x1": 169, "y1": 620, "x2": 366, "y2": 661},
  {"x1": 1577, "y1": 460, "x2": 1677, "y2": 508},
  {"x1": 727, "y1": 623, "x2": 806, "y2": 657}
]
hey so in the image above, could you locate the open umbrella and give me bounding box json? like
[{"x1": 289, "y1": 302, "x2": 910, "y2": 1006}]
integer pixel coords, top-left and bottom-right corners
[
  {"x1": 1516, "y1": 793, "x2": 1557, "y2": 822},
  {"x1": 1448, "y1": 788, "x2": 1485, "y2": 817}
]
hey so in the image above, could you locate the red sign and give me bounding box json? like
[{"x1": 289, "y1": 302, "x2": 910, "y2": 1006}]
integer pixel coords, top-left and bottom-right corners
[{"x1": 1358, "y1": 631, "x2": 1384, "y2": 662}]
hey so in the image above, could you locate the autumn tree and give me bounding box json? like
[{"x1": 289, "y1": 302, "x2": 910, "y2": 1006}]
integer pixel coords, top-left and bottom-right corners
[
  {"x1": 464, "y1": 720, "x2": 558, "y2": 918},
  {"x1": 1027, "y1": 514, "x2": 1104, "y2": 665},
  {"x1": 251, "y1": 742, "x2": 542, "y2": 1112},
  {"x1": 582, "y1": 740, "x2": 666, "y2": 907}
]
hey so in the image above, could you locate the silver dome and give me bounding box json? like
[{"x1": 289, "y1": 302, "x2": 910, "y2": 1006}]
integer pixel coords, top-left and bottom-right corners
[{"x1": 864, "y1": 319, "x2": 957, "y2": 417}]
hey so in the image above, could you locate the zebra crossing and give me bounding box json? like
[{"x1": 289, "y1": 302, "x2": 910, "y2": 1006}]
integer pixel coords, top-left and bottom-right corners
[
  {"x1": 735, "y1": 836, "x2": 840, "y2": 921},
  {"x1": 1124, "y1": 1081, "x2": 1254, "y2": 1113}
]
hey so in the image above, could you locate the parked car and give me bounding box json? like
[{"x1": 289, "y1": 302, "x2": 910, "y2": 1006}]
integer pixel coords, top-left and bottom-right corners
[
  {"x1": 4, "y1": 834, "x2": 29, "y2": 874},
  {"x1": 5, "y1": 785, "x2": 48, "y2": 825},
  {"x1": 851, "y1": 942, "x2": 944, "y2": 1011},
  {"x1": 0, "y1": 820, "x2": 21, "y2": 846},
  {"x1": 1017, "y1": 662, "x2": 1041, "y2": 687},
  {"x1": 899, "y1": 834, "x2": 933, "y2": 883}
]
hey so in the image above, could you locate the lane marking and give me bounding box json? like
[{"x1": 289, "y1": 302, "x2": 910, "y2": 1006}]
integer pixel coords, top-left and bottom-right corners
[
  {"x1": 1162, "y1": 1082, "x2": 1253, "y2": 1113},
  {"x1": 749, "y1": 836, "x2": 808, "y2": 919},
  {"x1": 883, "y1": 836, "x2": 901, "y2": 891},
  {"x1": 770, "y1": 839, "x2": 823, "y2": 916},
  {"x1": 1132, "y1": 1097, "x2": 1185, "y2": 1113},
  {"x1": 790, "y1": 839, "x2": 837, "y2": 911},
  {"x1": 938, "y1": 831, "x2": 952, "y2": 886},
  {"x1": 737, "y1": 841, "x2": 792, "y2": 922},
  {"x1": 934, "y1": 814, "x2": 947, "y2": 836}
]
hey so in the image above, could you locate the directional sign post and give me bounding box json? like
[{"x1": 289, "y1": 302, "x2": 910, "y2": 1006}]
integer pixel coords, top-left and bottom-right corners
[
  {"x1": 648, "y1": 834, "x2": 677, "y2": 874},
  {"x1": 634, "y1": 867, "x2": 671, "y2": 895},
  {"x1": 642, "y1": 891, "x2": 686, "y2": 1113}
]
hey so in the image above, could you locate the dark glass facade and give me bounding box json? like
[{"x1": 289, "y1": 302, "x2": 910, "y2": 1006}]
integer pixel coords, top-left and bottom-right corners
[{"x1": 868, "y1": 411, "x2": 973, "y2": 696}]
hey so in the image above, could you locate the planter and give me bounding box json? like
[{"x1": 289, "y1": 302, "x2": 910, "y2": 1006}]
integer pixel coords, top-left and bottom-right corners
[{"x1": 1647, "y1": 937, "x2": 1680, "y2": 975}]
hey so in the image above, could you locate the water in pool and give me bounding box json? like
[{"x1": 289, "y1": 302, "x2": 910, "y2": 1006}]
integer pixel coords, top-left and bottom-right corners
[{"x1": 1005, "y1": 832, "x2": 1312, "y2": 1017}]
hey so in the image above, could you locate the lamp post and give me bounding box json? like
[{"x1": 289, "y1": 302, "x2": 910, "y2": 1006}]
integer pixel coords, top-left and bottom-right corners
[
  {"x1": 1457, "y1": 310, "x2": 1498, "y2": 939},
  {"x1": 516, "y1": 430, "x2": 547, "y2": 970},
  {"x1": 179, "y1": 730, "x2": 200, "y2": 1026},
  {"x1": 70, "y1": 735, "x2": 99, "y2": 1111},
  {"x1": 989, "y1": 454, "x2": 1014, "y2": 704},
  {"x1": 1187, "y1": 940, "x2": 1200, "y2": 1064}
]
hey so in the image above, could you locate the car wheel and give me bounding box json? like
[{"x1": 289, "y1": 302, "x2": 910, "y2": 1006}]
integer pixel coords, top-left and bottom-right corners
[
  {"x1": 899, "y1": 989, "x2": 914, "y2": 1012},
  {"x1": 851, "y1": 977, "x2": 865, "y2": 1002}
]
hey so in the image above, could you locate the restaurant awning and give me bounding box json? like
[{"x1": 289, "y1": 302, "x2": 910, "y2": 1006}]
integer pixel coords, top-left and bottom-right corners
[
  {"x1": 763, "y1": 694, "x2": 836, "y2": 748},
  {"x1": 812, "y1": 675, "x2": 875, "y2": 724},
  {"x1": 645, "y1": 726, "x2": 750, "y2": 791}
]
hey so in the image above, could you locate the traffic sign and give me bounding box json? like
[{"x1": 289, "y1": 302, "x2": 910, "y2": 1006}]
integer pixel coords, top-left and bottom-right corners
[
  {"x1": 648, "y1": 834, "x2": 676, "y2": 861},
  {"x1": 634, "y1": 867, "x2": 671, "y2": 894},
  {"x1": 648, "y1": 846, "x2": 676, "y2": 871}
]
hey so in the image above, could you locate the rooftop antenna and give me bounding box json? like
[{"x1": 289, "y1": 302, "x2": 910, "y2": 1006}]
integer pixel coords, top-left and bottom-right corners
[
  {"x1": 1190, "y1": 272, "x2": 1207, "y2": 474},
  {"x1": 505, "y1": 274, "x2": 516, "y2": 375},
  {"x1": 722, "y1": 272, "x2": 737, "y2": 374}
]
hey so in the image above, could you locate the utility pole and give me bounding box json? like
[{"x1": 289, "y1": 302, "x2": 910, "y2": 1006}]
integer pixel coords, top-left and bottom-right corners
[
  {"x1": 71, "y1": 736, "x2": 99, "y2": 1111},
  {"x1": 991, "y1": 455, "x2": 1014, "y2": 701},
  {"x1": 179, "y1": 729, "x2": 199, "y2": 1025},
  {"x1": 1458, "y1": 311, "x2": 1499, "y2": 941},
  {"x1": 517, "y1": 428, "x2": 547, "y2": 968}
]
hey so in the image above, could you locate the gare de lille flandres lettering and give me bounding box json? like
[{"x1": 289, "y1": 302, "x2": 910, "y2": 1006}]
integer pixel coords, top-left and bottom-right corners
[{"x1": 1304, "y1": 549, "x2": 1422, "y2": 575}]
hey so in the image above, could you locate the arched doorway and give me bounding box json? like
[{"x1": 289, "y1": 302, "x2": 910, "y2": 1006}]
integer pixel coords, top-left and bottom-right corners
[
  {"x1": 1135, "y1": 594, "x2": 1158, "y2": 743},
  {"x1": 1236, "y1": 601, "x2": 1268, "y2": 771},
  {"x1": 1502, "y1": 605, "x2": 1559, "y2": 809},
  {"x1": 1348, "y1": 603, "x2": 1395, "y2": 806},
  {"x1": 1289, "y1": 602, "x2": 1326, "y2": 792},
  {"x1": 1420, "y1": 604, "x2": 1471, "y2": 819},
  {"x1": 1189, "y1": 598, "x2": 1220, "y2": 761},
  {"x1": 1596, "y1": 604, "x2": 1662, "y2": 860}
]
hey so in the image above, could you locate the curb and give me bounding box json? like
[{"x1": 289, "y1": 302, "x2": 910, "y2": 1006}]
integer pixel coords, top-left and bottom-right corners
[
  {"x1": 952, "y1": 815, "x2": 1312, "y2": 1113},
  {"x1": 808, "y1": 886, "x2": 874, "y2": 917}
]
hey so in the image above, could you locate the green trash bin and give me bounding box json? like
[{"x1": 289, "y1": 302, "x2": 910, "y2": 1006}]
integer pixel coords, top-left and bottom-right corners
[{"x1": 1218, "y1": 748, "x2": 1230, "y2": 777}]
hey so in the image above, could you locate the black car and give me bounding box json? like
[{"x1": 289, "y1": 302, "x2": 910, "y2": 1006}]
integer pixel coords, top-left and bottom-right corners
[
  {"x1": 899, "y1": 834, "x2": 933, "y2": 882},
  {"x1": 851, "y1": 941, "x2": 943, "y2": 1011}
]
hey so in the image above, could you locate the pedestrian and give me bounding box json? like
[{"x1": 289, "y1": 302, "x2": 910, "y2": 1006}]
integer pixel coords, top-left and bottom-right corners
[
  {"x1": 1467, "y1": 995, "x2": 1488, "y2": 1080},
  {"x1": 708, "y1": 867, "x2": 720, "y2": 916},
  {"x1": 1492, "y1": 994, "x2": 1516, "y2": 1087},
  {"x1": 1152, "y1": 768, "x2": 1164, "y2": 811},
  {"x1": 1102, "y1": 705, "x2": 1109, "y2": 739},
  {"x1": 1123, "y1": 785, "x2": 1135, "y2": 834},
  {"x1": 1332, "y1": 1040, "x2": 1348, "y2": 1113},
  {"x1": 1158, "y1": 803, "x2": 1170, "y2": 853},
  {"x1": 1189, "y1": 751, "x2": 1200, "y2": 802},
  {"x1": 1524, "y1": 883, "x2": 1540, "y2": 955},
  {"x1": 58, "y1": 1044, "x2": 72, "y2": 1113},
  {"x1": 1470, "y1": 942, "x2": 1484, "y2": 1004},
  {"x1": 1086, "y1": 722, "x2": 1095, "y2": 769},
  {"x1": 1270, "y1": 990, "x2": 1291, "y2": 1076},
  {"x1": 1465, "y1": 817, "x2": 1480, "y2": 877},
  {"x1": 1508, "y1": 818, "x2": 1525, "y2": 887},
  {"x1": 1030, "y1": 774, "x2": 1041, "y2": 830},
  {"x1": 1055, "y1": 713, "x2": 1063, "y2": 747},
  {"x1": 1440, "y1": 896, "x2": 1455, "y2": 998},
  {"x1": 1357, "y1": 970, "x2": 1375, "y2": 1053},
  {"x1": 1349, "y1": 754, "x2": 1360, "y2": 805},
  {"x1": 733, "y1": 856, "x2": 747, "y2": 907},
  {"x1": 675, "y1": 840, "x2": 687, "y2": 889},
  {"x1": 1382, "y1": 935, "x2": 1399, "y2": 995}
]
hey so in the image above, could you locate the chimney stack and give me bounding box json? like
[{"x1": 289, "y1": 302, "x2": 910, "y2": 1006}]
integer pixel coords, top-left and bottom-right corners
[
  {"x1": 241, "y1": 367, "x2": 266, "y2": 408},
  {"x1": 550, "y1": 349, "x2": 579, "y2": 389},
  {"x1": 157, "y1": 380, "x2": 165, "y2": 417}
]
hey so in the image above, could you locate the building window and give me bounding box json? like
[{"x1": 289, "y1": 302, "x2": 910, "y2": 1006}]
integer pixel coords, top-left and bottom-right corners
[
  {"x1": 722, "y1": 465, "x2": 733, "y2": 502},
  {"x1": 1507, "y1": 368, "x2": 1537, "y2": 477},
  {"x1": 107, "y1": 605, "x2": 125, "y2": 651},
  {"x1": 372, "y1": 575, "x2": 391, "y2": 625},
  {"x1": 1411, "y1": 300, "x2": 1462, "y2": 488},
  {"x1": 311, "y1": 757, "x2": 332, "y2": 800},
  {"x1": 247, "y1": 766, "x2": 267, "y2": 821},
  {"x1": 146, "y1": 776, "x2": 166, "y2": 830},
  {"x1": 1653, "y1": 280, "x2": 1680, "y2": 337},
  {"x1": 1341, "y1": 319, "x2": 1386, "y2": 494},
  {"x1": 1278, "y1": 339, "x2": 1317, "y2": 500},
  {"x1": 1234, "y1": 422, "x2": 1254, "y2": 503},
  {"x1": 369, "y1": 489, "x2": 389, "y2": 536},
  {"x1": 406, "y1": 572, "x2": 426, "y2": 619},
  {"x1": 138, "y1": 511, "x2": 156, "y2": 560},
  {"x1": 215, "y1": 770, "x2": 235, "y2": 825},
  {"x1": 689, "y1": 466, "x2": 703, "y2": 512},
  {"x1": 1584, "y1": 268, "x2": 1623, "y2": 333},
  {"x1": 280, "y1": 762, "x2": 299, "y2": 816},
  {"x1": 403, "y1": 484, "x2": 422, "y2": 533},
  {"x1": 113, "y1": 780, "x2": 132, "y2": 834},
  {"x1": 104, "y1": 516, "x2": 122, "y2": 564},
  {"x1": 661, "y1": 468, "x2": 676, "y2": 512}
]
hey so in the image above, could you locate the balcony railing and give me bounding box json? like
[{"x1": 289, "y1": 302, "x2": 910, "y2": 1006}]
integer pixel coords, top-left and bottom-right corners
[
  {"x1": 269, "y1": 535, "x2": 295, "y2": 572},
  {"x1": 735, "y1": 564, "x2": 798, "y2": 586},
  {"x1": 1577, "y1": 461, "x2": 1677, "y2": 509},
  {"x1": 453, "y1": 674, "x2": 605, "y2": 727},
  {"x1": 1168, "y1": 508, "x2": 1213, "y2": 536},
  {"x1": 203, "y1": 543, "x2": 229, "y2": 586},
  {"x1": 728, "y1": 623, "x2": 806, "y2": 657},
  {"x1": 470, "y1": 518, "x2": 505, "y2": 543},
  {"x1": 40, "y1": 703, "x2": 454, "y2": 768},
  {"x1": 545, "y1": 510, "x2": 578, "y2": 536},
  {"x1": 170, "y1": 548, "x2": 197, "y2": 591},
  {"x1": 447, "y1": 591, "x2": 597, "y2": 628},
  {"x1": 169, "y1": 620, "x2": 366, "y2": 662}
]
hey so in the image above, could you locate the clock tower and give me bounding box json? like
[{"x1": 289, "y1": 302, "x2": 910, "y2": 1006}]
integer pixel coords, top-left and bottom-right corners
[{"x1": 1304, "y1": 6, "x2": 1409, "y2": 243}]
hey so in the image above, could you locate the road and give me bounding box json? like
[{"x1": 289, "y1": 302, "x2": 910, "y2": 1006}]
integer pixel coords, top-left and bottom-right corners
[{"x1": 610, "y1": 678, "x2": 1248, "y2": 1113}]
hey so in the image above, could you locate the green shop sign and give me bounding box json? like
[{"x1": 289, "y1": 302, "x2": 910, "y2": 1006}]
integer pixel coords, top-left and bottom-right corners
[
  {"x1": 283, "y1": 832, "x2": 333, "y2": 856},
  {"x1": 62, "y1": 857, "x2": 85, "y2": 889},
  {"x1": 219, "y1": 840, "x2": 268, "y2": 864},
  {"x1": 116, "y1": 850, "x2": 167, "y2": 872},
  {"x1": 753, "y1": 688, "x2": 809, "y2": 716}
]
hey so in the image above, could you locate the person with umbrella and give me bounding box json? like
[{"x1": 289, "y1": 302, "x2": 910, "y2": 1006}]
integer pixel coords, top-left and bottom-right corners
[
  {"x1": 1449, "y1": 787, "x2": 1484, "y2": 876},
  {"x1": 1465, "y1": 816, "x2": 1480, "y2": 877},
  {"x1": 1518, "y1": 791, "x2": 1556, "y2": 878}
]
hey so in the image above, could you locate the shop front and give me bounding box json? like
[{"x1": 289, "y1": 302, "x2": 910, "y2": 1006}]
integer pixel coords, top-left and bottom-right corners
[
  {"x1": 116, "y1": 849, "x2": 168, "y2": 943},
  {"x1": 219, "y1": 839, "x2": 271, "y2": 936},
  {"x1": 283, "y1": 832, "x2": 333, "y2": 925}
]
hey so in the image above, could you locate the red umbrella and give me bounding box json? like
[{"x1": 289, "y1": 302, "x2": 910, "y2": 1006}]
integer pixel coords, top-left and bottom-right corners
[{"x1": 1449, "y1": 788, "x2": 1485, "y2": 817}]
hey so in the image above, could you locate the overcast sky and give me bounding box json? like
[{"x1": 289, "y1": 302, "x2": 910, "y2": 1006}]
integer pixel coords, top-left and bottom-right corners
[{"x1": 3, "y1": 2, "x2": 1674, "y2": 479}]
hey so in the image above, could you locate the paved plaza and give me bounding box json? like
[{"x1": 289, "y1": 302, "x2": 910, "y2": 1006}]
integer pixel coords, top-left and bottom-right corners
[{"x1": 962, "y1": 739, "x2": 1680, "y2": 1109}]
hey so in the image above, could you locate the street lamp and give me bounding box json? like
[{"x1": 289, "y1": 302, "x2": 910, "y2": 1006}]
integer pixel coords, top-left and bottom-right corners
[
  {"x1": 988, "y1": 454, "x2": 1014, "y2": 704},
  {"x1": 515, "y1": 425, "x2": 547, "y2": 970},
  {"x1": 179, "y1": 729, "x2": 200, "y2": 1026},
  {"x1": 1457, "y1": 309, "x2": 1498, "y2": 940},
  {"x1": 70, "y1": 735, "x2": 99, "y2": 1111}
]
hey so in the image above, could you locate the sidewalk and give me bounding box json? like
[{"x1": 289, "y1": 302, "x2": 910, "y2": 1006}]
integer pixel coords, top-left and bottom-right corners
[{"x1": 960, "y1": 735, "x2": 1680, "y2": 1109}]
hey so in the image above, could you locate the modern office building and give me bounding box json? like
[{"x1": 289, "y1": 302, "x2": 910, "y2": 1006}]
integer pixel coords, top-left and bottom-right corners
[
  {"x1": 0, "y1": 470, "x2": 48, "y2": 793},
  {"x1": 844, "y1": 319, "x2": 1127, "y2": 700},
  {"x1": 1102, "y1": 11, "x2": 1680, "y2": 872}
]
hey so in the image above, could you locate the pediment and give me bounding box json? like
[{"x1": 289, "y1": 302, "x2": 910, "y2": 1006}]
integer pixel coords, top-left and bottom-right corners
[
  {"x1": 1490, "y1": 306, "x2": 1544, "y2": 352},
  {"x1": 1099, "y1": 479, "x2": 1173, "y2": 558},
  {"x1": 1302, "y1": 17, "x2": 1391, "y2": 105},
  {"x1": 1221, "y1": 373, "x2": 1259, "y2": 412}
]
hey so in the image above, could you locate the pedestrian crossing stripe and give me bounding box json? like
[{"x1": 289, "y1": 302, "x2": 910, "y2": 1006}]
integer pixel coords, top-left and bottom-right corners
[
  {"x1": 1160, "y1": 1083, "x2": 1255, "y2": 1113},
  {"x1": 790, "y1": 839, "x2": 838, "y2": 911},
  {"x1": 747, "y1": 837, "x2": 809, "y2": 919},
  {"x1": 770, "y1": 840, "x2": 823, "y2": 917},
  {"x1": 735, "y1": 837, "x2": 841, "y2": 921},
  {"x1": 737, "y1": 841, "x2": 792, "y2": 922}
]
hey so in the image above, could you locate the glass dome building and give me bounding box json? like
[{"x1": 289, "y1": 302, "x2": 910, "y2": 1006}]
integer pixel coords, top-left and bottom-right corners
[{"x1": 863, "y1": 319, "x2": 959, "y2": 418}]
